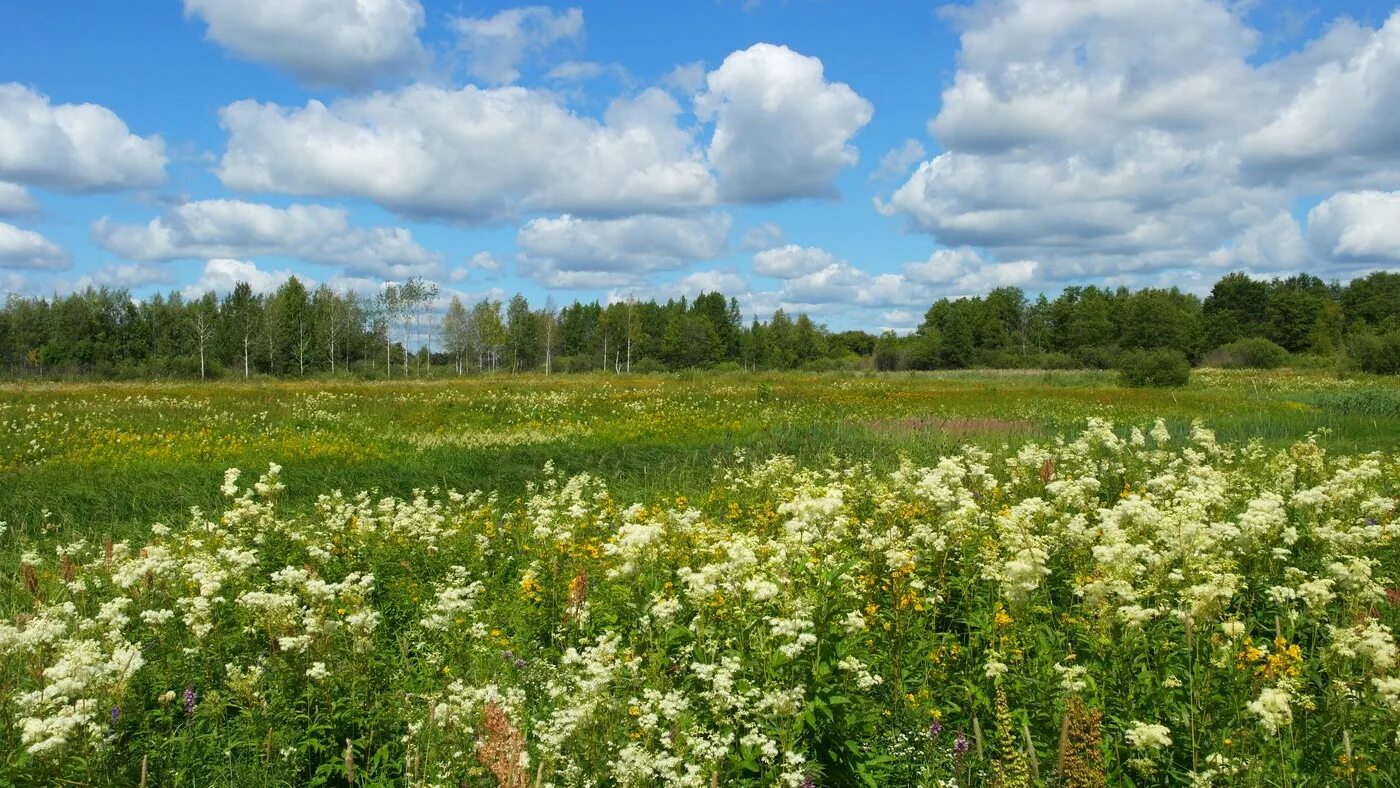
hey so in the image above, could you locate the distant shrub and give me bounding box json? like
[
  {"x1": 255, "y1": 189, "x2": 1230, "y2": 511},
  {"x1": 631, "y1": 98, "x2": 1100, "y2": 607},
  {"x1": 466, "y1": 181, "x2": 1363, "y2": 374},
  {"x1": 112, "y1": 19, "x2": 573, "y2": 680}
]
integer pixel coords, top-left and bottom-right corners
[
  {"x1": 1074, "y1": 346, "x2": 1120, "y2": 370},
  {"x1": 1348, "y1": 331, "x2": 1400, "y2": 375},
  {"x1": 1038, "y1": 352, "x2": 1081, "y2": 370},
  {"x1": 710, "y1": 361, "x2": 743, "y2": 373},
  {"x1": 1288, "y1": 353, "x2": 1340, "y2": 371},
  {"x1": 1204, "y1": 337, "x2": 1289, "y2": 369},
  {"x1": 629, "y1": 358, "x2": 665, "y2": 374},
  {"x1": 1117, "y1": 349, "x2": 1190, "y2": 388}
]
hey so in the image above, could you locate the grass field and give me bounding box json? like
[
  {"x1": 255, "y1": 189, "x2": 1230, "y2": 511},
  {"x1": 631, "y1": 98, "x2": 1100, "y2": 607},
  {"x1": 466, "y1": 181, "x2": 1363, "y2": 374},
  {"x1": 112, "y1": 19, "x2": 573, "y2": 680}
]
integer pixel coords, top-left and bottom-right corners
[
  {"x1": 5, "y1": 369, "x2": 1400, "y2": 538},
  {"x1": 5, "y1": 370, "x2": 1400, "y2": 785}
]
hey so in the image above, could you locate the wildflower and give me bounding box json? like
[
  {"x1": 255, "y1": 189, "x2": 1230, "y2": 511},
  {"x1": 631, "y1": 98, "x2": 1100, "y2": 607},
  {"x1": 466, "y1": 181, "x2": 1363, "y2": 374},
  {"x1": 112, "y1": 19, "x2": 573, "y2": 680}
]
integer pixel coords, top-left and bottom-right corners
[
  {"x1": 953, "y1": 731, "x2": 970, "y2": 754},
  {"x1": 1247, "y1": 685, "x2": 1294, "y2": 734},
  {"x1": 1125, "y1": 722, "x2": 1171, "y2": 750},
  {"x1": 183, "y1": 686, "x2": 197, "y2": 719}
]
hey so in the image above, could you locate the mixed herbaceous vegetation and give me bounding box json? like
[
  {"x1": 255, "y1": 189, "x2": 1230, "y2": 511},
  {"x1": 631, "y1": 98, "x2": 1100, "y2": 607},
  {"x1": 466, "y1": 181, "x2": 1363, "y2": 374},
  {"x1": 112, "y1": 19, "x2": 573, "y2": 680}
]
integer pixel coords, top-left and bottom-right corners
[{"x1": 5, "y1": 370, "x2": 1400, "y2": 786}]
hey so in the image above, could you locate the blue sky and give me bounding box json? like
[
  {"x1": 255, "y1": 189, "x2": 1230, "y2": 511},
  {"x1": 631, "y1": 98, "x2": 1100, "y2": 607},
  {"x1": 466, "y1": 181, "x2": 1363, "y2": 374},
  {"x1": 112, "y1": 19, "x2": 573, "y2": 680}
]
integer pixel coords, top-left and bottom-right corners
[{"x1": 2, "y1": 1, "x2": 1399, "y2": 332}]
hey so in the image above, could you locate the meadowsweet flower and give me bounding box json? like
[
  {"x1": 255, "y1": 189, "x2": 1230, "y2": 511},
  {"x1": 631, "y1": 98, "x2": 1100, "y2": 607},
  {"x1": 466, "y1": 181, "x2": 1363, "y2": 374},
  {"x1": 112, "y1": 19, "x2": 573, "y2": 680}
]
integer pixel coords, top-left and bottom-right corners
[
  {"x1": 1247, "y1": 685, "x2": 1294, "y2": 734},
  {"x1": 1125, "y1": 722, "x2": 1172, "y2": 750}
]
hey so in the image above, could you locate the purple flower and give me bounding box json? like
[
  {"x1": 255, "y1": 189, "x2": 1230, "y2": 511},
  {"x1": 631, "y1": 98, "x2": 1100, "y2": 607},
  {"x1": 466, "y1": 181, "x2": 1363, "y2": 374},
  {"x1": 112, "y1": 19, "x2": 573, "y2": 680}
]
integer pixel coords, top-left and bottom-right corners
[
  {"x1": 928, "y1": 719, "x2": 943, "y2": 739},
  {"x1": 183, "y1": 685, "x2": 197, "y2": 718},
  {"x1": 110, "y1": 706, "x2": 121, "y2": 726},
  {"x1": 953, "y1": 730, "x2": 970, "y2": 755},
  {"x1": 801, "y1": 776, "x2": 816, "y2": 788},
  {"x1": 513, "y1": 658, "x2": 528, "y2": 669}
]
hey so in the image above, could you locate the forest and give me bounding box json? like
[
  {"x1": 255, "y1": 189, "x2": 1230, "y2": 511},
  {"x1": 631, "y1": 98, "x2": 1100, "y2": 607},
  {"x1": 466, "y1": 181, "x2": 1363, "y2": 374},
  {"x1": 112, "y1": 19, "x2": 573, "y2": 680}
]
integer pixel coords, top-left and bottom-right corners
[{"x1": 4, "y1": 270, "x2": 1400, "y2": 378}]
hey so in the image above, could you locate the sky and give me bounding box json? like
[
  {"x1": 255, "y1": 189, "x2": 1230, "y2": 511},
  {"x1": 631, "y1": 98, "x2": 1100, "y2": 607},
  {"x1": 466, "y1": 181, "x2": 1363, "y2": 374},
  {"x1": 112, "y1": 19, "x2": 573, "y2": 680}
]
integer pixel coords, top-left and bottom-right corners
[{"x1": 1, "y1": 0, "x2": 1399, "y2": 333}]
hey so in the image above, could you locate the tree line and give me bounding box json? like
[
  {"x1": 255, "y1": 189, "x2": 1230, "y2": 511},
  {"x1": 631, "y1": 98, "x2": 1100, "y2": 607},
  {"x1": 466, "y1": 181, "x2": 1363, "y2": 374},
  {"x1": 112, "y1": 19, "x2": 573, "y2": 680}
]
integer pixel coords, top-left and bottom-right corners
[
  {"x1": 878, "y1": 271, "x2": 1398, "y2": 372},
  {"x1": 4, "y1": 270, "x2": 1400, "y2": 378}
]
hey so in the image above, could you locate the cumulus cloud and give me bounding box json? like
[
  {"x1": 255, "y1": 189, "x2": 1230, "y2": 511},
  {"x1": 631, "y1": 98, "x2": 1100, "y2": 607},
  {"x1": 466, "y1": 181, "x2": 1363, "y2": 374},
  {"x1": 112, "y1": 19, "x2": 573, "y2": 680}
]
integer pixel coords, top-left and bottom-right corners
[
  {"x1": 518, "y1": 212, "x2": 731, "y2": 286},
  {"x1": 882, "y1": 1, "x2": 1400, "y2": 287},
  {"x1": 904, "y1": 247, "x2": 1039, "y2": 295},
  {"x1": 664, "y1": 62, "x2": 707, "y2": 94},
  {"x1": 453, "y1": 6, "x2": 584, "y2": 85},
  {"x1": 606, "y1": 268, "x2": 748, "y2": 306},
  {"x1": 546, "y1": 61, "x2": 630, "y2": 83},
  {"x1": 752, "y1": 244, "x2": 841, "y2": 279},
  {"x1": 696, "y1": 44, "x2": 873, "y2": 202},
  {"x1": 0, "y1": 182, "x2": 35, "y2": 215},
  {"x1": 1243, "y1": 14, "x2": 1400, "y2": 185},
  {"x1": 74, "y1": 262, "x2": 174, "y2": 290},
  {"x1": 0, "y1": 222, "x2": 69, "y2": 270},
  {"x1": 740, "y1": 222, "x2": 784, "y2": 251},
  {"x1": 1204, "y1": 211, "x2": 1309, "y2": 273},
  {"x1": 468, "y1": 251, "x2": 501, "y2": 270},
  {"x1": 0, "y1": 84, "x2": 165, "y2": 192},
  {"x1": 748, "y1": 244, "x2": 929, "y2": 311},
  {"x1": 93, "y1": 199, "x2": 440, "y2": 278},
  {"x1": 1308, "y1": 190, "x2": 1400, "y2": 264},
  {"x1": 217, "y1": 86, "x2": 714, "y2": 222},
  {"x1": 182, "y1": 258, "x2": 301, "y2": 297},
  {"x1": 182, "y1": 0, "x2": 427, "y2": 86},
  {"x1": 872, "y1": 139, "x2": 927, "y2": 181}
]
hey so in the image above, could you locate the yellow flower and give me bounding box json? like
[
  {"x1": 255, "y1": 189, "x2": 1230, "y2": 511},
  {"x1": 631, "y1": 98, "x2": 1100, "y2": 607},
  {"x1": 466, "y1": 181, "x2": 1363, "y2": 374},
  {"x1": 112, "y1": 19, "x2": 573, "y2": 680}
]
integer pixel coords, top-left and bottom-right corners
[{"x1": 993, "y1": 605, "x2": 1014, "y2": 627}]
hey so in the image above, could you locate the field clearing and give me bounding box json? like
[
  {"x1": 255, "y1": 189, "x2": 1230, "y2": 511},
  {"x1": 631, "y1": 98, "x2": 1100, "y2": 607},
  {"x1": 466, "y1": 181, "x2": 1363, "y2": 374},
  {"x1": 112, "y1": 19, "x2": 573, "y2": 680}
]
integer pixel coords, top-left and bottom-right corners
[
  {"x1": 6, "y1": 370, "x2": 1400, "y2": 785},
  {"x1": 5, "y1": 369, "x2": 1400, "y2": 538}
]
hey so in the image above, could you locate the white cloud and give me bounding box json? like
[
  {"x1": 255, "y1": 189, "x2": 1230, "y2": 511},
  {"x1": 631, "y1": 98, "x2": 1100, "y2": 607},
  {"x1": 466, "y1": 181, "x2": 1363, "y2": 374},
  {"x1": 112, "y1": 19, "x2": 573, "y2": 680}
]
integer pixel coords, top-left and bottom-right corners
[
  {"x1": 183, "y1": 0, "x2": 427, "y2": 87},
  {"x1": 522, "y1": 267, "x2": 639, "y2": 290},
  {"x1": 518, "y1": 212, "x2": 731, "y2": 285},
  {"x1": 0, "y1": 84, "x2": 165, "y2": 192},
  {"x1": 1204, "y1": 211, "x2": 1309, "y2": 272},
  {"x1": 93, "y1": 199, "x2": 440, "y2": 278},
  {"x1": 1308, "y1": 190, "x2": 1400, "y2": 264},
  {"x1": 453, "y1": 6, "x2": 584, "y2": 85},
  {"x1": 872, "y1": 139, "x2": 927, "y2": 181},
  {"x1": 218, "y1": 85, "x2": 714, "y2": 222},
  {"x1": 606, "y1": 268, "x2": 748, "y2": 305},
  {"x1": 904, "y1": 246, "x2": 1039, "y2": 294},
  {"x1": 664, "y1": 61, "x2": 707, "y2": 94},
  {"x1": 74, "y1": 262, "x2": 174, "y2": 290},
  {"x1": 696, "y1": 44, "x2": 872, "y2": 202},
  {"x1": 882, "y1": 2, "x2": 1400, "y2": 287},
  {"x1": 183, "y1": 258, "x2": 301, "y2": 298},
  {"x1": 1243, "y1": 13, "x2": 1400, "y2": 184},
  {"x1": 468, "y1": 251, "x2": 501, "y2": 270},
  {"x1": 0, "y1": 182, "x2": 35, "y2": 215},
  {"x1": 752, "y1": 244, "x2": 841, "y2": 279},
  {"x1": 0, "y1": 222, "x2": 69, "y2": 270},
  {"x1": 547, "y1": 61, "x2": 630, "y2": 83},
  {"x1": 747, "y1": 243, "x2": 930, "y2": 310},
  {"x1": 740, "y1": 222, "x2": 784, "y2": 251}
]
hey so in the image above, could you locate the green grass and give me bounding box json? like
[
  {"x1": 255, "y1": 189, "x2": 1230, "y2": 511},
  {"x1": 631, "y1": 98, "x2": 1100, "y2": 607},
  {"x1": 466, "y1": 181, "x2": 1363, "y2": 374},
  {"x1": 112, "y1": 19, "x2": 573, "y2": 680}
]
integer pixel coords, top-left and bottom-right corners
[
  {"x1": 4, "y1": 368, "x2": 1400, "y2": 545},
  {"x1": 7, "y1": 368, "x2": 1400, "y2": 785}
]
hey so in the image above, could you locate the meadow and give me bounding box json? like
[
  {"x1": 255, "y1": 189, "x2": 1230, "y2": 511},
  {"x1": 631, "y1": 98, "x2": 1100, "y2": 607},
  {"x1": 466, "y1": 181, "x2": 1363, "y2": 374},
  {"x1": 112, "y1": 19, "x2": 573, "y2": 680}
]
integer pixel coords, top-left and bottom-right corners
[{"x1": 4, "y1": 370, "x2": 1400, "y2": 785}]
